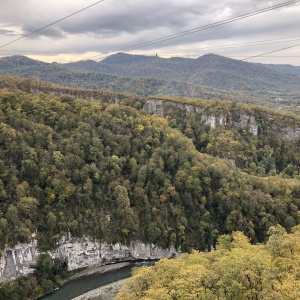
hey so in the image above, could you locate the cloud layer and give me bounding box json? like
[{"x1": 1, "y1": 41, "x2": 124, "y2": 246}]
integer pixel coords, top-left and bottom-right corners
[{"x1": 0, "y1": 0, "x2": 299, "y2": 64}]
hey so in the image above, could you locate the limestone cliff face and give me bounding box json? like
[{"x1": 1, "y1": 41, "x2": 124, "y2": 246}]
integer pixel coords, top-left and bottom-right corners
[
  {"x1": 278, "y1": 126, "x2": 300, "y2": 139},
  {"x1": 144, "y1": 99, "x2": 300, "y2": 139},
  {"x1": 144, "y1": 99, "x2": 259, "y2": 136},
  {"x1": 0, "y1": 240, "x2": 38, "y2": 283},
  {"x1": 0, "y1": 237, "x2": 177, "y2": 283}
]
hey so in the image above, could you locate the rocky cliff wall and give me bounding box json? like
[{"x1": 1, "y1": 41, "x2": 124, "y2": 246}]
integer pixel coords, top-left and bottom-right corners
[
  {"x1": 0, "y1": 237, "x2": 177, "y2": 283},
  {"x1": 144, "y1": 99, "x2": 259, "y2": 136},
  {"x1": 144, "y1": 99, "x2": 300, "y2": 139}
]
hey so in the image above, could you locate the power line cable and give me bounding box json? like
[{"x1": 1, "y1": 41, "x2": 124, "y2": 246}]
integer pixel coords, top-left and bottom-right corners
[
  {"x1": 157, "y1": 36, "x2": 300, "y2": 56},
  {"x1": 121, "y1": 1, "x2": 300, "y2": 52},
  {"x1": 2, "y1": 34, "x2": 300, "y2": 58},
  {"x1": 86, "y1": 0, "x2": 300, "y2": 61},
  {"x1": 4, "y1": 35, "x2": 300, "y2": 55},
  {"x1": 0, "y1": 0, "x2": 105, "y2": 50},
  {"x1": 240, "y1": 42, "x2": 300, "y2": 62}
]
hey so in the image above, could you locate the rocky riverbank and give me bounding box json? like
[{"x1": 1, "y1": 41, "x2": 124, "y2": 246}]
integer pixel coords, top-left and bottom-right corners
[
  {"x1": 68, "y1": 262, "x2": 129, "y2": 299},
  {"x1": 68, "y1": 262, "x2": 132, "y2": 280},
  {"x1": 72, "y1": 279, "x2": 126, "y2": 300}
]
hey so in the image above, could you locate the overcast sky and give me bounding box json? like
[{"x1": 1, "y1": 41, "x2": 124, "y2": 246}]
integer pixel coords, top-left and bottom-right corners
[{"x1": 0, "y1": 0, "x2": 300, "y2": 65}]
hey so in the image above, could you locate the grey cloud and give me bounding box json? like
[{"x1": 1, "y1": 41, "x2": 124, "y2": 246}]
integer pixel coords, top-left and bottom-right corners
[
  {"x1": 21, "y1": 25, "x2": 65, "y2": 39},
  {"x1": 31, "y1": 1, "x2": 210, "y2": 37},
  {"x1": 0, "y1": 0, "x2": 299, "y2": 64},
  {"x1": 0, "y1": 28, "x2": 17, "y2": 36},
  {"x1": 1, "y1": 0, "x2": 298, "y2": 39}
]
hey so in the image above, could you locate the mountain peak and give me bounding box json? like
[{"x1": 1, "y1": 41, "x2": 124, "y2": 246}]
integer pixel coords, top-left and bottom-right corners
[
  {"x1": 101, "y1": 52, "x2": 160, "y2": 64},
  {"x1": 0, "y1": 55, "x2": 46, "y2": 67}
]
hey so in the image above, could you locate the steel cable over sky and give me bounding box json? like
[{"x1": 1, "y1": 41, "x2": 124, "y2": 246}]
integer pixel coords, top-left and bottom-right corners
[
  {"x1": 156, "y1": 36, "x2": 300, "y2": 56},
  {"x1": 240, "y1": 42, "x2": 300, "y2": 62},
  {"x1": 2, "y1": 35, "x2": 300, "y2": 58},
  {"x1": 86, "y1": 0, "x2": 300, "y2": 61},
  {"x1": 0, "y1": 0, "x2": 106, "y2": 50}
]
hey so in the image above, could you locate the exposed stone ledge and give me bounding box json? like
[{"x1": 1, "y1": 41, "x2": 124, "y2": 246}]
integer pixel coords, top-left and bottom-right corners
[
  {"x1": 143, "y1": 99, "x2": 259, "y2": 136},
  {"x1": 0, "y1": 237, "x2": 178, "y2": 283},
  {"x1": 144, "y1": 98, "x2": 300, "y2": 139},
  {"x1": 0, "y1": 240, "x2": 38, "y2": 283}
]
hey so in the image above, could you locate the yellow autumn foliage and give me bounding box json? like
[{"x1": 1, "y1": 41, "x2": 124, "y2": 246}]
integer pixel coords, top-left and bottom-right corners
[{"x1": 117, "y1": 226, "x2": 300, "y2": 300}]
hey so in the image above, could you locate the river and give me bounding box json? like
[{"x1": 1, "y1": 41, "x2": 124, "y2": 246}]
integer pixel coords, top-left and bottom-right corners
[{"x1": 41, "y1": 261, "x2": 155, "y2": 300}]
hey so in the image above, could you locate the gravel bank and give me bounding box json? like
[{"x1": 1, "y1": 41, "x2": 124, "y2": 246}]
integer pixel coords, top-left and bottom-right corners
[
  {"x1": 68, "y1": 262, "x2": 132, "y2": 280},
  {"x1": 71, "y1": 279, "x2": 126, "y2": 300}
]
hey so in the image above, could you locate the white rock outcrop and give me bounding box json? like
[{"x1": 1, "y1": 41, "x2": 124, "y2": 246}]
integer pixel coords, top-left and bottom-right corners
[
  {"x1": 0, "y1": 237, "x2": 177, "y2": 283},
  {"x1": 144, "y1": 99, "x2": 258, "y2": 136},
  {"x1": 143, "y1": 99, "x2": 300, "y2": 140},
  {"x1": 0, "y1": 240, "x2": 38, "y2": 283}
]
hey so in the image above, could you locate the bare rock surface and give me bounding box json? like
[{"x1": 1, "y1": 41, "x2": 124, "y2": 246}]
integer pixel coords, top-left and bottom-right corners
[
  {"x1": 0, "y1": 237, "x2": 178, "y2": 282},
  {"x1": 71, "y1": 279, "x2": 126, "y2": 300}
]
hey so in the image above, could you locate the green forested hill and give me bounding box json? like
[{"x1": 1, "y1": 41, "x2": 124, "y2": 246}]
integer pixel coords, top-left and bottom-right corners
[
  {"x1": 0, "y1": 56, "x2": 265, "y2": 104},
  {"x1": 1, "y1": 55, "x2": 300, "y2": 112},
  {"x1": 2, "y1": 75, "x2": 300, "y2": 177},
  {"x1": 67, "y1": 53, "x2": 300, "y2": 91},
  {"x1": 66, "y1": 53, "x2": 300, "y2": 97},
  {"x1": 0, "y1": 76, "x2": 300, "y2": 256},
  {"x1": 264, "y1": 63, "x2": 300, "y2": 76},
  {"x1": 146, "y1": 95, "x2": 300, "y2": 177}
]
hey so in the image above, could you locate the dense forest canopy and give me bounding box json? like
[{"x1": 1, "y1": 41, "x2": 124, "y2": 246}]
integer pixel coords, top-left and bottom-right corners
[
  {"x1": 117, "y1": 225, "x2": 300, "y2": 300},
  {"x1": 2, "y1": 75, "x2": 300, "y2": 179},
  {"x1": 0, "y1": 76, "x2": 299, "y2": 255},
  {"x1": 0, "y1": 72, "x2": 300, "y2": 298},
  {"x1": 147, "y1": 95, "x2": 300, "y2": 177}
]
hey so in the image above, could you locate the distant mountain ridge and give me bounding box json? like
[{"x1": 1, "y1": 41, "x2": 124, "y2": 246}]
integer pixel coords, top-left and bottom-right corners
[
  {"x1": 0, "y1": 55, "x2": 268, "y2": 105},
  {"x1": 65, "y1": 53, "x2": 300, "y2": 93},
  {"x1": 263, "y1": 63, "x2": 300, "y2": 76},
  {"x1": 0, "y1": 53, "x2": 300, "y2": 111}
]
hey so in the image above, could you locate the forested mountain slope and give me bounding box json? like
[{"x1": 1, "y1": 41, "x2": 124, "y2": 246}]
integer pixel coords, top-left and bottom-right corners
[
  {"x1": 264, "y1": 63, "x2": 300, "y2": 76},
  {"x1": 0, "y1": 55, "x2": 299, "y2": 112},
  {"x1": 0, "y1": 56, "x2": 260, "y2": 103},
  {"x1": 145, "y1": 95, "x2": 300, "y2": 177},
  {"x1": 0, "y1": 76, "x2": 300, "y2": 257},
  {"x1": 66, "y1": 53, "x2": 300, "y2": 96},
  {"x1": 67, "y1": 52, "x2": 300, "y2": 87},
  {"x1": 2, "y1": 74, "x2": 300, "y2": 178}
]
